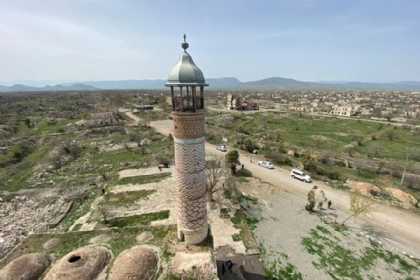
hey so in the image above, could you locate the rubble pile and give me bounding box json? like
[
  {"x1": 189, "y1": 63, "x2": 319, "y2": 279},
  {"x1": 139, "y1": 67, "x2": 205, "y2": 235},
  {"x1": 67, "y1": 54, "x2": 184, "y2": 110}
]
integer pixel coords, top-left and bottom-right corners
[
  {"x1": 85, "y1": 112, "x2": 121, "y2": 128},
  {"x1": 0, "y1": 194, "x2": 71, "y2": 259}
]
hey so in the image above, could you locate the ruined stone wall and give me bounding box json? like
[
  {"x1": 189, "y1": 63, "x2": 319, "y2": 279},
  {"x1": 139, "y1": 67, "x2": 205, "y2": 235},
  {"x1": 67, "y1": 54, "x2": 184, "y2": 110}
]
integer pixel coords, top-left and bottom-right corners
[{"x1": 172, "y1": 112, "x2": 208, "y2": 244}]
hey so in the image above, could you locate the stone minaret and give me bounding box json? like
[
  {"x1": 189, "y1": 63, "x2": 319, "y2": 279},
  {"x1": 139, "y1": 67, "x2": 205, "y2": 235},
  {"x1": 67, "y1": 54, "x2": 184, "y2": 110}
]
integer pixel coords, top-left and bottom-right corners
[{"x1": 166, "y1": 35, "x2": 208, "y2": 245}]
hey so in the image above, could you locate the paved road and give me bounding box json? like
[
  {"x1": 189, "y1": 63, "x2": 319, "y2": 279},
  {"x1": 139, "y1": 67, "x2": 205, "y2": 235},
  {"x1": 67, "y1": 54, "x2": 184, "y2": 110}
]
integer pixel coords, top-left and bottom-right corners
[{"x1": 146, "y1": 118, "x2": 420, "y2": 256}]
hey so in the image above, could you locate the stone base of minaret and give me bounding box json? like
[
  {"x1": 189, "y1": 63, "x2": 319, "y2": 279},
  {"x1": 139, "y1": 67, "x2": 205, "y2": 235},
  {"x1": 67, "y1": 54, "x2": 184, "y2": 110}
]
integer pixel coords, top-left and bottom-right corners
[
  {"x1": 172, "y1": 112, "x2": 208, "y2": 245},
  {"x1": 177, "y1": 223, "x2": 209, "y2": 245}
]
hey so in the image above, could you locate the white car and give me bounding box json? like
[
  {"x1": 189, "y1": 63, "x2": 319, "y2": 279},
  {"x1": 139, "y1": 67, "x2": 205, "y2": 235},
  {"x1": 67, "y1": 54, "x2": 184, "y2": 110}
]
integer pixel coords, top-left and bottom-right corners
[
  {"x1": 290, "y1": 168, "x2": 312, "y2": 183},
  {"x1": 216, "y1": 144, "x2": 227, "y2": 152},
  {"x1": 258, "y1": 160, "x2": 274, "y2": 169}
]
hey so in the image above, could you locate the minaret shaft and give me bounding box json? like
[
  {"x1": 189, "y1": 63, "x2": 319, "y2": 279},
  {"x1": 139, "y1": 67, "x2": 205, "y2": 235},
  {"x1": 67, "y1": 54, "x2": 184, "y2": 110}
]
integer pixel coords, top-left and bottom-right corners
[
  {"x1": 172, "y1": 111, "x2": 208, "y2": 244},
  {"x1": 166, "y1": 35, "x2": 209, "y2": 245}
]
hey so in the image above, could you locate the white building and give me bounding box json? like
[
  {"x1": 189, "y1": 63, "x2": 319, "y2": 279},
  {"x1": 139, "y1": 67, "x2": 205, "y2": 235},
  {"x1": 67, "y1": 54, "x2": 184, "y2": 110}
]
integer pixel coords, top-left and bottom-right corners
[{"x1": 330, "y1": 105, "x2": 360, "y2": 117}]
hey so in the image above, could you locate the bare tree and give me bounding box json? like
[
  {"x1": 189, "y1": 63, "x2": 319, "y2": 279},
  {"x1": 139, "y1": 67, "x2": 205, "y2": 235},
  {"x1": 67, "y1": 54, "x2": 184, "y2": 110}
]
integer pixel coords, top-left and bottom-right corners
[
  {"x1": 342, "y1": 192, "x2": 374, "y2": 225},
  {"x1": 96, "y1": 204, "x2": 108, "y2": 224},
  {"x1": 223, "y1": 173, "x2": 242, "y2": 205},
  {"x1": 206, "y1": 159, "x2": 224, "y2": 202},
  {"x1": 143, "y1": 113, "x2": 151, "y2": 128},
  {"x1": 400, "y1": 148, "x2": 410, "y2": 186}
]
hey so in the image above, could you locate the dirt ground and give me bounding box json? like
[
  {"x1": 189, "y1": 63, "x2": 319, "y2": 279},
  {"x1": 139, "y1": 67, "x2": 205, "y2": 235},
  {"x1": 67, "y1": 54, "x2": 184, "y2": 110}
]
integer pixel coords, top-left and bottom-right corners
[
  {"x1": 239, "y1": 179, "x2": 331, "y2": 279},
  {"x1": 118, "y1": 166, "x2": 174, "y2": 179},
  {"x1": 239, "y1": 178, "x2": 420, "y2": 279},
  {"x1": 107, "y1": 175, "x2": 177, "y2": 225}
]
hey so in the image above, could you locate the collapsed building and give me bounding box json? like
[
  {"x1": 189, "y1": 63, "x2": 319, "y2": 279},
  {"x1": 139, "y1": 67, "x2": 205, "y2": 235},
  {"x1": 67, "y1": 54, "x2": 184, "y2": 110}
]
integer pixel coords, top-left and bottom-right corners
[{"x1": 226, "y1": 94, "x2": 259, "y2": 111}]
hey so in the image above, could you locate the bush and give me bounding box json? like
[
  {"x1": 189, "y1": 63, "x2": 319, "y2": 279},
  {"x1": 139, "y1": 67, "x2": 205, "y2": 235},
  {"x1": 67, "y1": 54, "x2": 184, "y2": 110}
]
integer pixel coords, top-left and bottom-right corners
[
  {"x1": 236, "y1": 168, "x2": 252, "y2": 177},
  {"x1": 237, "y1": 137, "x2": 259, "y2": 153},
  {"x1": 64, "y1": 141, "x2": 82, "y2": 159},
  {"x1": 265, "y1": 151, "x2": 292, "y2": 166},
  {"x1": 225, "y1": 150, "x2": 239, "y2": 165},
  {"x1": 206, "y1": 132, "x2": 222, "y2": 144},
  {"x1": 384, "y1": 129, "x2": 398, "y2": 141},
  {"x1": 11, "y1": 141, "x2": 34, "y2": 162},
  {"x1": 324, "y1": 169, "x2": 341, "y2": 180},
  {"x1": 129, "y1": 133, "x2": 142, "y2": 143},
  {"x1": 410, "y1": 151, "x2": 420, "y2": 162},
  {"x1": 155, "y1": 154, "x2": 171, "y2": 166},
  {"x1": 304, "y1": 160, "x2": 342, "y2": 180},
  {"x1": 303, "y1": 160, "x2": 318, "y2": 172}
]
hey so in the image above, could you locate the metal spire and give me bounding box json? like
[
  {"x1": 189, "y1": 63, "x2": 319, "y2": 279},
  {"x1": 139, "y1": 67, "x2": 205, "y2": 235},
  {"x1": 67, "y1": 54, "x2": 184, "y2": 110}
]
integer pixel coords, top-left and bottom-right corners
[{"x1": 181, "y1": 34, "x2": 189, "y2": 51}]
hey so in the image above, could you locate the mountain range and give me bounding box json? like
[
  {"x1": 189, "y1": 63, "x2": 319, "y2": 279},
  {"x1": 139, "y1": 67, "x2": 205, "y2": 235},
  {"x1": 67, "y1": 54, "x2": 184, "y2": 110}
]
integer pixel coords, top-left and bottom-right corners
[{"x1": 1, "y1": 77, "x2": 420, "y2": 92}]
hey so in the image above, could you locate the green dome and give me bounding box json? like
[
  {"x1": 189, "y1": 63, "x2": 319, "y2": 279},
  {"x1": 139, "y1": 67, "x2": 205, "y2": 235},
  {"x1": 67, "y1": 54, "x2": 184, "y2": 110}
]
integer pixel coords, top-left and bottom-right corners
[{"x1": 166, "y1": 35, "x2": 208, "y2": 86}]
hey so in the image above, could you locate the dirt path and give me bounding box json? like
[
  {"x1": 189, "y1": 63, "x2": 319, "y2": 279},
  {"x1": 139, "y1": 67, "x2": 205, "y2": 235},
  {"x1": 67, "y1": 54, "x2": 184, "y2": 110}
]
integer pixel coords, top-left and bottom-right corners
[
  {"x1": 69, "y1": 196, "x2": 103, "y2": 231},
  {"x1": 149, "y1": 119, "x2": 420, "y2": 256},
  {"x1": 125, "y1": 111, "x2": 141, "y2": 125}
]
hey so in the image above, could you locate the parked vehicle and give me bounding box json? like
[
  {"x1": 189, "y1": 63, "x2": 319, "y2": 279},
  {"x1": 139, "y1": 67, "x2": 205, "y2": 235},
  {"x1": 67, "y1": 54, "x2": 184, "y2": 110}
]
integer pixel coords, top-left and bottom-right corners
[
  {"x1": 257, "y1": 160, "x2": 274, "y2": 169},
  {"x1": 290, "y1": 168, "x2": 312, "y2": 183},
  {"x1": 216, "y1": 144, "x2": 227, "y2": 152}
]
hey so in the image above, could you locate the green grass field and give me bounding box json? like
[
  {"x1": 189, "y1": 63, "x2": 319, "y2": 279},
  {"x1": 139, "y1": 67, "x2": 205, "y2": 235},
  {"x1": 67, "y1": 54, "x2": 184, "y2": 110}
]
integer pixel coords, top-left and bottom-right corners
[
  {"x1": 0, "y1": 113, "x2": 173, "y2": 193},
  {"x1": 207, "y1": 111, "x2": 420, "y2": 198},
  {"x1": 208, "y1": 112, "x2": 420, "y2": 162}
]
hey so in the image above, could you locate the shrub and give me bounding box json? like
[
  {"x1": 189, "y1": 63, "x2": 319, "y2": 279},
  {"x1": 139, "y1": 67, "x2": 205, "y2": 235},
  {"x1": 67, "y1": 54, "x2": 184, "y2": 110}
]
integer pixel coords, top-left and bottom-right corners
[
  {"x1": 384, "y1": 129, "x2": 398, "y2": 141},
  {"x1": 303, "y1": 160, "x2": 317, "y2": 173},
  {"x1": 237, "y1": 137, "x2": 259, "y2": 153},
  {"x1": 324, "y1": 169, "x2": 341, "y2": 180},
  {"x1": 11, "y1": 141, "x2": 34, "y2": 162},
  {"x1": 265, "y1": 151, "x2": 292, "y2": 166},
  {"x1": 236, "y1": 168, "x2": 252, "y2": 177},
  {"x1": 155, "y1": 154, "x2": 171, "y2": 166},
  {"x1": 410, "y1": 151, "x2": 420, "y2": 162},
  {"x1": 304, "y1": 160, "x2": 342, "y2": 181},
  {"x1": 225, "y1": 150, "x2": 239, "y2": 165},
  {"x1": 64, "y1": 141, "x2": 82, "y2": 159},
  {"x1": 129, "y1": 133, "x2": 142, "y2": 143},
  {"x1": 206, "y1": 132, "x2": 222, "y2": 144}
]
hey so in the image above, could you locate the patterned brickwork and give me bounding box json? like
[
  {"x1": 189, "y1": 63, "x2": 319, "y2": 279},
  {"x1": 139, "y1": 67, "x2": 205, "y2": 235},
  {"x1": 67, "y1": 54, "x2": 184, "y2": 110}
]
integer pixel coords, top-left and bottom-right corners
[
  {"x1": 176, "y1": 195, "x2": 207, "y2": 230},
  {"x1": 172, "y1": 112, "x2": 205, "y2": 139},
  {"x1": 172, "y1": 111, "x2": 208, "y2": 245},
  {"x1": 174, "y1": 140, "x2": 206, "y2": 174},
  {"x1": 174, "y1": 170, "x2": 207, "y2": 200},
  {"x1": 183, "y1": 224, "x2": 209, "y2": 245}
]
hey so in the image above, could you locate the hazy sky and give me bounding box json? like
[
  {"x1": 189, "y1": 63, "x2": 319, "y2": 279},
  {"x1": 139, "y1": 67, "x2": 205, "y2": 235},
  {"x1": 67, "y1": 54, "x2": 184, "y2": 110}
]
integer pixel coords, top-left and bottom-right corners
[{"x1": 1, "y1": 0, "x2": 419, "y2": 84}]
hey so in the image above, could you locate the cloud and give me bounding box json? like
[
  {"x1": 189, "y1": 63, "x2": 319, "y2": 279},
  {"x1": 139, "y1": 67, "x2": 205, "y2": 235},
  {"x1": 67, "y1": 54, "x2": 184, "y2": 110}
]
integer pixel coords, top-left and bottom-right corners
[
  {"x1": 1, "y1": 9, "x2": 140, "y2": 56},
  {"x1": 0, "y1": 6, "x2": 151, "y2": 80}
]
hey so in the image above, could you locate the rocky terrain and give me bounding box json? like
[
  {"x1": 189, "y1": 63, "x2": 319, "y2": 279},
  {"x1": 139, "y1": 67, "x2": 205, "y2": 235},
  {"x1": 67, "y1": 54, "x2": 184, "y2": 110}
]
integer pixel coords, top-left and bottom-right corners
[{"x1": 0, "y1": 190, "x2": 72, "y2": 258}]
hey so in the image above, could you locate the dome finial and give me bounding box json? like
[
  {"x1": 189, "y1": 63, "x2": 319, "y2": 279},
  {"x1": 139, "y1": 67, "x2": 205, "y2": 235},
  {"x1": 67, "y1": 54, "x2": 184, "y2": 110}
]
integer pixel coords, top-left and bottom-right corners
[{"x1": 181, "y1": 34, "x2": 189, "y2": 51}]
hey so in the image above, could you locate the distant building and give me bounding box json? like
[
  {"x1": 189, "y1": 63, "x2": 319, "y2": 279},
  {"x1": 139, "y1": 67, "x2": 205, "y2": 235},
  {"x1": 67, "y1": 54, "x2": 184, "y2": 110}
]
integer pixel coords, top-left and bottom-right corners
[
  {"x1": 391, "y1": 117, "x2": 407, "y2": 123},
  {"x1": 0, "y1": 146, "x2": 8, "y2": 154},
  {"x1": 226, "y1": 94, "x2": 259, "y2": 111},
  {"x1": 134, "y1": 104, "x2": 154, "y2": 111},
  {"x1": 86, "y1": 112, "x2": 120, "y2": 127},
  {"x1": 330, "y1": 105, "x2": 360, "y2": 117}
]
